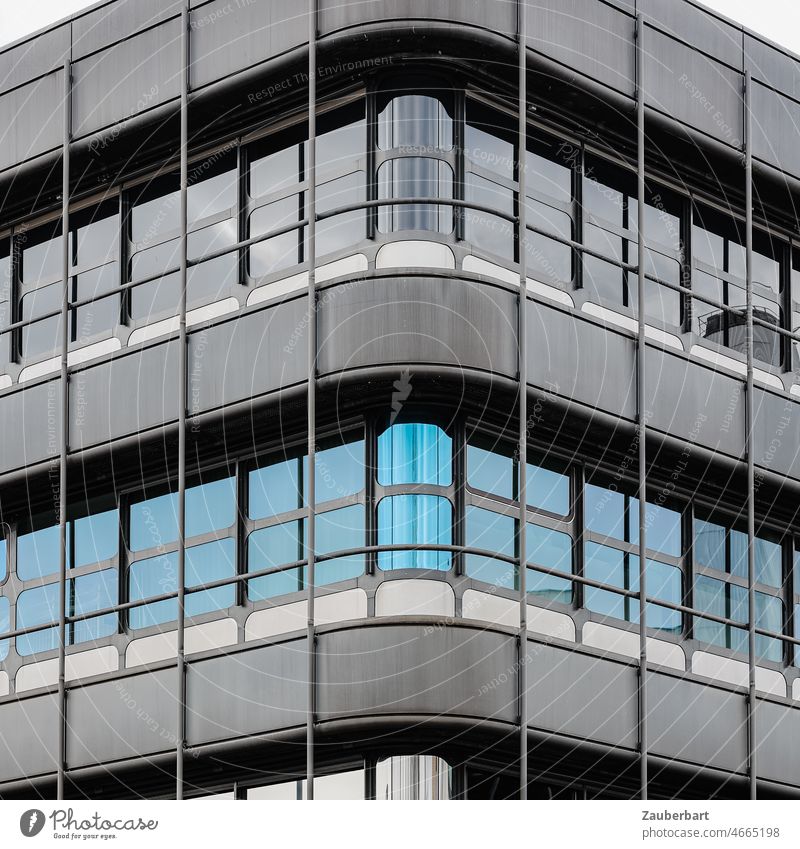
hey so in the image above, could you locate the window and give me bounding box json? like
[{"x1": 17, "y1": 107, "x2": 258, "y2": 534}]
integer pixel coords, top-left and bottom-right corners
[
  {"x1": 247, "y1": 768, "x2": 365, "y2": 800},
  {"x1": 127, "y1": 473, "x2": 236, "y2": 627},
  {"x1": 377, "y1": 422, "x2": 451, "y2": 486},
  {"x1": 582, "y1": 157, "x2": 681, "y2": 325},
  {"x1": 377, "y1": 494, "x2": 452, "y2": 571},
  {"x1": 584, "y1": 482, "x2": 682, "y2": 631},
  {"x1": 693, "y1": 515, "x2": 784, "y2": 661},
  {"x1": 20, "y1": 219, "x2": 63, "y2": 359},
  {"x1": 377, "y1": 93, "x2": 453, "y2": 151},
  {"x1": 0, "y1": 596, "x2": 8, "y2": 662},
  {"x1": 0, "y1": 239, "x2": 11, "y2": 366},
  {"x1": 129, "y1": 153, "x2": 237, "y2": 323},
  {"x1": 692, "y1": 205, "x2": 782, "y2": 367}
]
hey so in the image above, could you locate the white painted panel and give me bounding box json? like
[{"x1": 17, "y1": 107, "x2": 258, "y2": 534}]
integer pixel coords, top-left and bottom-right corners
[
  {"x1": 247, "y1": 272, "x2": 308, "y2": 306},
  {"x1": 582, "y1": 621, "x2": 685, "y2": 671},
  {"x1": 526, "y1": 277, "x2": 575, "y2": 308},
  {"x1": 0, "y1": 375, "x2": 11, "y2": 390},
  {"x1": 245, "y1": 589, "x2": 367, "y2": 641},
  {"x1": 16, "y1": 646, "x2": 119, "y2": 692},
  {"x1": 794, "y1": 678, "x2": 800, "y2": 700},
  {"x1": 187, "y1": 297, "x2": 239, "y2": 327},
  {"x1": 128, "y1": 316, "x2": 179, "y2": 346},
  {"x1": 0, "y1": 670, "x2": 8, "y2": 696},
  {"x1": 125, "y1": 618, "x2": 238, "y2": 668},
  {"x1": 316, "y1": 254, "x2": 368, "y2": 281},
  {"x1": 376, "y1": 241, "x2": 455, "y2": 270},
  {"x1": 19, "y1": 338, "x2": 123, "y2": 383},
  {"x1": 462, "y1": 255, "x2": 520, "y2": 287},
  {"x1": 375, "y1": 580, "x2": 455, "y2": 617},
  {"x1": 690, "y1": 344, "x2": 747, "y2": 377},
  {"x1": 461, "y1": 589, "x2": 575, "y2": 641},
  {"x1": 581, "y1": 302, "x2": 683, "y2": 350},
  {"x1": 692, "y1": 650, "x2": 786, "y2": 697}
]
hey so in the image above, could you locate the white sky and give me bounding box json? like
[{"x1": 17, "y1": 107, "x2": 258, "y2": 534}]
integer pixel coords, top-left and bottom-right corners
[{"x1": 1, "y1": 0, "x2": 800, "y2": 56}]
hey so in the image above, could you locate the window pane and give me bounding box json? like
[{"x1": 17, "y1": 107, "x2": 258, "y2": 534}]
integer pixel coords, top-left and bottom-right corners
[
  {"x1": 467, "y1": 443, "x2": 514, "y2": 500},
  {"x1": 527, "y1": 146, "x2": 571, "y2": 204},
  {"x1": 377, "y1": 494, "x2": 452, "y2": 571},
  {"x1": 628, "y1": 558, "x2": 682, "y2": 632},
  {"x1": 248, "y1": 196, "x2": 301, "y2": 278},
  {"x1": 72, "y1": 568, "x2": 118, "y2": 645},
  {"x1": 317, "y1": 102, "x2": 365, "y2": 176},
  {"x1": 465, "y1": 173, "x2": 514, "y2": 259},
  {"x1": 377, "y1": 159, "x2": 453, "y2": 233},
  {"x1": 21, "y1": 283, "x2": 62, "y2": 359},
  {"x1": 316, "y1": 504, "x2": 365, "y2": 586},
  {"x1": 527, "y1": 524, "x2": 572, "y2": 604},
  {"x1": 378, "y1": 94, "x2": 452, "y2": 151},
  {"x1": 74, "y1": 264, "x2": 119, "y2": 343},
  {"x1": 249, "y1": 455, "x2": 304, "y2": 520},
  {"x1": 16, "y1": 583, "x2": 60, "y2": 655},
  {"x1": 129, "y1": 476, "x2": 235, "y2": 552},
  {"x1": 584, "y1": 542, "x2": 626, "y2": 619},
  {"x1": 694, "y1": 575, "x2": 747, "y2": 655},
  {"x1": 754, "y1": 536, "x2": 782, "y2": 589},
  {"x1": 0, "y1": 537, "x2": 6, "y2": 583},
  {"x1": 18, "y1": 522, "x2": 63, "y2": 582},
  {"x1": 378, "y1": 422, "x2": 452, "y2": 486},
  {"x1": 584, "y1": 484, "x2": 625, "y2": 541},
  {"x1": 694, "y1": 519, "x2": 726, "y2": 572},
  {"x1": 464, "y1": 506, "x2": 515, "y2": 588},
  {"x1": 315, "y1": 172, "x2": 365, "y2": 257},
  {"x1": 251, "y1": 143, "x2": 302, "y2": 199},
  {"x1": 74, "y1": 509, "x2": 118, "y2": 569},
  {"x1": 129, "y1": 538, "x2": 235, "y2": 628},
  {"x1": 526, "y1": 462, "x2": 569, "y2": 516},
  {"x1": 629, "y1": 499, "x2": 681, "y2": 557},
  {"x1": 756, "y1": 592, "x2": 783, "y2": 662},
  {"x1": 315, "y1": 440, "x2": 365, "y2": 503},
  {"x1": 729, "y1": 530, "x2": 748, "y2": 580},
  {"x1": 0, "y1": 596, "x2": 8, "y2": 661}
]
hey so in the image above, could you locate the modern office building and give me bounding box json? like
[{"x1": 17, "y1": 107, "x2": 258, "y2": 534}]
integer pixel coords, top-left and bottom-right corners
[{"x1": 2, "y1": 0, "x2": 800, "y2": 801}]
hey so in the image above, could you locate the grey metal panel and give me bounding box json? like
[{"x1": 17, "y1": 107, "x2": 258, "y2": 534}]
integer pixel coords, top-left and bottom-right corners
[
  {"x1": 316, "y1": 625, "x2": 517, "y2": 723},
  {"x1": 526, "y1": 0, "x2": 636, "y2": 97},
  {"x1": 0, "y1": 693, "x2": 59, "y2": 782},
  {"x1": 187, "y1": 298, "x2": 308, "y2": 412},
  {"x1": 0, "y1": 380, "x2": 61, "y2": 475},
  {"x1": 190, "y1": 0, "x2": 307, "y2": 90},
  {"x1": 646, "y1": 350, "x2": 745, "y2": 458},
  {"x1": 647, "y1": 672, "x2": 747, "y2": 774},
  {"x1": 0, "y1": 25, "x2": 70, "y2": 94},
  {"x1": 186, "y1": 641, "x2": 307, "y2": 745},
  {"x1": 642, "y1": 0, "x2": 743, "y2": 70},
  {"x1": 752, "y1": 386, "x2": 800, "y2": 481},
  {"x1": 71, "y1": 19, "x2": 182, "y2": 139},
  {"x1": 749, "y1": 81, "x2": 800, "y2": 178},
  {"x1": 318, "y1": 0, "x2": 516, "y2": 39},
  {"x1": 745, "y1": 34, "x2": 800, "y2": 98},
  {"x1": 72, "y1": 0, "x2": 184, "y2": 60},
  {"x1": 0, "y1": 71, "x2": 64, "y2": 171},
  {"x1": 756, "y1": 701, "x2": 800, "y2": 787},
  {"x1": 526, "y1": 642, "x2": 638, "y2": 748},
  {"x1": 526, "y1": 302, "x2": 637, "y2": 422},
  {"x1": 644, "y1": 27, "x2": 743, "y2": 149},
  {"x1": 69, "y1": 342, "x2": 180, "y2": 450},
  {"x1": 318, "y1": 277, "x2": 517, "y2": 378},
  {"x1": 66, "y1": 670, "x2": 178, "y2": 768}
]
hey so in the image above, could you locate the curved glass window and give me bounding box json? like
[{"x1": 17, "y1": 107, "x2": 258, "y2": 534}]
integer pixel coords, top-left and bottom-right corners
[
  {"x1": 378, "y1": 422, "x2": 451, "y2": 486},
  {"x1": 378, "y1": 94, "x2": 452, "y2": 151},
  {"x1": 377, "y1": 494, "x2": 451, "y2": 571},
  {"x1": 377, "y1": 158, "x2": 453, "y2": 233},
  {"x1": 0, "y1": 597, "x2": 8, "y2": 661},
  {"x1": 129, "y1": 538, "x2": 235, "y2": 629},
  {"x1": 247, "y1": 505, "x2": 365, "y2": 600},
  {"x1": 0, "y1": 537, "x2": 5, "y2": 584}
]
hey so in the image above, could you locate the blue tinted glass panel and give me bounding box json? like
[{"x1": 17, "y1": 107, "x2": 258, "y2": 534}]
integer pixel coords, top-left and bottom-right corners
[
  {"x1": 467, "y1": 444, "x2": 514, "y2": 500},
  {"x1": 0, "y1": 597, "x2": 8, "y2": 661},
  {"x1": 129, "y1": 539, "x2": 235, "y2": 628},
  {"x1": 584, "y1": 484, "x2": 625, "y2": 540},
  {"x1": 694, "y1": 519, "x2": 726, "y2": 572},
  {"x1": 795, "y1": 602, "x2": 800, "y2": 668},
  {"x1": 316, "y1": 505, "x2": 365, "y2": 587},
  {"x1": 694, "y1": 575, "x2": 747, "y2": 655},
  {"x1": 628, "y1": 559, "x2": 682, "y2": 632},
  {"x1": 527, "y1": 524, "x2": 572, "y2": 605},
  {"x1": 249, "y1": 456, "x2": 304, "y2": 520},
  {"x1": 629, "y1": 499, "x2": 681, "y2": 557},
  {"x1": 74, "y1": 509, "x2": 118, "y2": 569},
  {"x1": 16, "y1": 583, "x2": 59, "y2": 655},
  {"x1": 18, "y1": 523, "x2": 63, "y2": 581},
  {"x1": 130, "y1": 477, "x2": 235, "y2": 551},
  {"x1": 756, "y1": 592, "x2": 782, "y2": 662},
  {"x1": 72, "y1": 569, "x2": 117, "y2": 645},
  {"x1": 315, "y1": 441, "x2": 365, "y2": 504},
  {"x1": 377, "y1": 423, "x2": 452, "y2": 486},
  {"x1": 248, "y1": 520, "x2": 304, "y2": 601},
  {"x1": 377, "y1": 495, "x2": 452, "y2": 571},
  {"x1": 754, "y1": 537, "x2": 782, "y2": 589},
  {"x1": 584, "y1": 542, "x2": 626, "y2": 620},
  {"x1": 464, "y1": 506, "x2": 515, "y2": 588},
  {"x1": 0, "y1": 537, "x2": 6, "y2": 583},
  {"x1": 729, "y1": 530, "x2": 748, "y2": 579},
  {"x1": 526, "y1": 463, "x2": 569, "y2": 515}
]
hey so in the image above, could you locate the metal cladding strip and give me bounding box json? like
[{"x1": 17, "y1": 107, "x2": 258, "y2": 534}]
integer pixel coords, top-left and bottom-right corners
[
  {"x1": 306, "y1": 0, "x2": 318, "y2": 802},
  {"x1": 517, "y1": 0, "x2": 529, "y2": 802},
  {"x1": 56, "y1": 49, "x2": 72, "y2": 803},
  {"x1": 175, "y1": 2, "x2": 190, "y2": 802},
  {"x1": 635, "y1": 12, "x2": 648, "y2": 802},
  {"x1": 744, "y1": 69, "x2": 757, "y2": 802}
]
